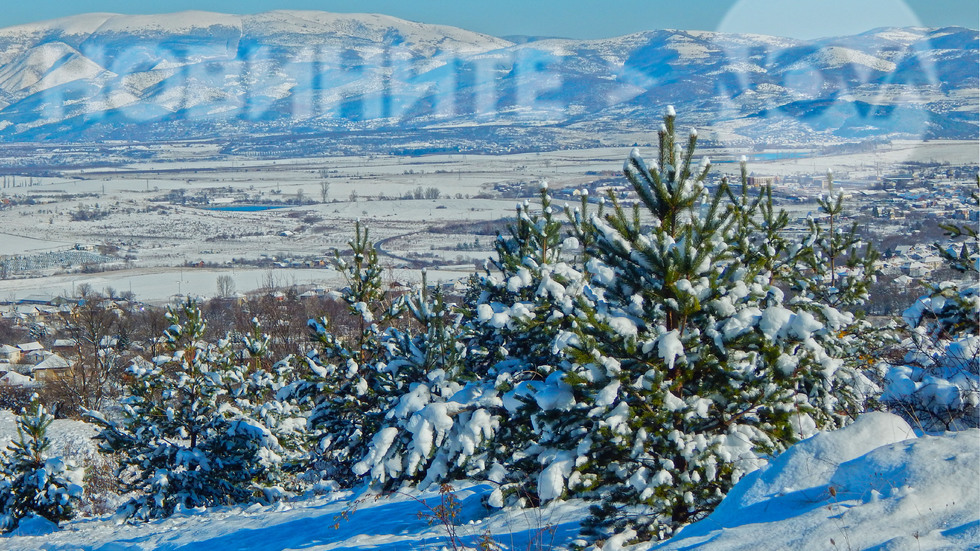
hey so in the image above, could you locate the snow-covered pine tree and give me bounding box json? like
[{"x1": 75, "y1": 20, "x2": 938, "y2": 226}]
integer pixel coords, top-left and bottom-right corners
[
  {"x1": 86, "y1": 300, "x2": 288, "y2": 520},
  {"x1": 438, "y1": 185, "x2": 591, "y2": 495},
  {"x1": 727, "y1": 166, "x2": 888, "y2": 422},
  {"x1": 0, "y1": 401, "x2": 82, "y2": 532},
  {"x1": 221, "y1": 320, "x2": 310, "y2": 494},
  {"x1": 352, "y1": 185, "x2": 593, "y2": 496},
  {"x1": 402, "y1": 270, "x2": 465, "y2": 379},
  {"x1": 322, "y1": 221, "x2": 394, "y2": 365},
  {"x1": 530, "y1": 107, "x2": 882, "y2": 540},
  {"x1": 883, "y1": 177, "x2": 979, "y2": 430},
  {"x1": 788, "y1": 170, "x2": 880, "y2": 308},
  {"x1": 350, "y1": 269, "x2": 475, "y2": 487},
  {"x1": 282, "y1": 221, "x2": 408, "y2": 487},
  {"x1": 934, "y1": 176, "x2": 980, "y2": 275},
  {"x1": 462, "y1": 184, "x2": 587, "y2": 380}
]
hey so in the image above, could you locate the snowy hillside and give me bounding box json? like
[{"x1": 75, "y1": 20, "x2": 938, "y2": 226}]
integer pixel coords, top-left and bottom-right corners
[
  {"x1": 0, "y1": 412, "x2": 974, "y2": 550},
  {"x1": 0, "y1": 11, "x2": 975, "y2": 144}
]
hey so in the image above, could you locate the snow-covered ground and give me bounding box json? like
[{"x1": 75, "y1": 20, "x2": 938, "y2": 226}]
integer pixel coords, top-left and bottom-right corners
[
  {"x1": 1, "y1": 482, "x2": 591, "y2": 550},
  {"x1": 0, "y1": 410, "x2": 97, "y2": 455},
  {"x1": 0, "y1": 411, "x2": 975, "y2": 550},
  {"x1": 648, "y1": 414, "x2": 979, "y2": 551}
]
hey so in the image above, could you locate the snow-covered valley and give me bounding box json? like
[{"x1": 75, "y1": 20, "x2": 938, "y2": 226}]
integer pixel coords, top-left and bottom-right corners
[{"x1": 1, "y1": 139, "x2": 976, "y2": 304}]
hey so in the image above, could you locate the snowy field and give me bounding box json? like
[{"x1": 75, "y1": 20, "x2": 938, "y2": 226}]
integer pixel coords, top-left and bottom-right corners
[
  {"x1": 0, "y1": 266, "x2": 472, "y2": 306},
  {"x1": 0, "y1": 411, "x2": 975, "y2": 550},
  {"x1": 0, "y1": 233, "x2": 72, "y2": 256},
  {"x1": 1, "y1": 140, "x2": 975, "y2": 303}
]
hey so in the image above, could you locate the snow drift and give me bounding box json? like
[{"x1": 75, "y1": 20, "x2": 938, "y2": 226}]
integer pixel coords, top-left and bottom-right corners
[{"x1": 648, "y1": 413, "x2": 979, "y2": 551}]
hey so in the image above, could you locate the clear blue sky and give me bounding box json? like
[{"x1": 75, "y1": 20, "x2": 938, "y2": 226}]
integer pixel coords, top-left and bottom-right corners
[{"x1": 2, "y1": 0, "x2": 977, "y2": 39}]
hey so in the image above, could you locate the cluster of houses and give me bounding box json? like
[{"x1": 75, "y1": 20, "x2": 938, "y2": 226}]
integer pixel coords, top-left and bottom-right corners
[
  {"x1": 0, "y1": 339, "x2": 72, "y2": 390},
  {"x1": 883, "y1": 244, "x2": 954, "y2": 279},
  {"x1": 0, "y1": 296, "x2": 75, "y2": 397}
]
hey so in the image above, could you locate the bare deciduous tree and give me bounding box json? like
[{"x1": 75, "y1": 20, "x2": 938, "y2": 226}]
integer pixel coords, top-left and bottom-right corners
[
  {"x1": 216, "y1": 275, "x2": 236, "y2": 298},
  {"x1": 45, "y1": 289, "x2": 133, "y2": 417}
]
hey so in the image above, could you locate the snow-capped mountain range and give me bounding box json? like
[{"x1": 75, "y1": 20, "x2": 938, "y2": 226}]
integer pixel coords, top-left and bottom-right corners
[{"x1": 0, "y1": 10, "x2": 975, "y2": 145}]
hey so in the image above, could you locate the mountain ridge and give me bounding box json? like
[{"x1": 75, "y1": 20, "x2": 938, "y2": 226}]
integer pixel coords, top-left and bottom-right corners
[{"x1": 0, "y1": 11, "x2": 975, "y2": 147}]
